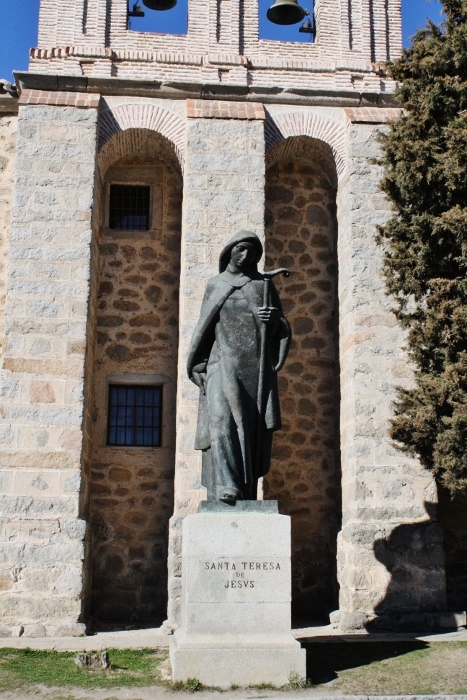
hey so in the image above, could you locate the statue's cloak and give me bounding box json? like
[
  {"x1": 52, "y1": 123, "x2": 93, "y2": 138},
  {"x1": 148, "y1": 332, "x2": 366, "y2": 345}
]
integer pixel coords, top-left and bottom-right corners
[{"x1": 187, "y1": 267, "x2": 291, "y2": 482}]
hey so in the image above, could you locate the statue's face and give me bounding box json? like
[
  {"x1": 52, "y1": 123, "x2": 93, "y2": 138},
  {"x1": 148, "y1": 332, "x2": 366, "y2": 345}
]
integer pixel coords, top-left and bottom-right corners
[{"x1": 230, "y1": 242, "x2": 256, "y2": 271}]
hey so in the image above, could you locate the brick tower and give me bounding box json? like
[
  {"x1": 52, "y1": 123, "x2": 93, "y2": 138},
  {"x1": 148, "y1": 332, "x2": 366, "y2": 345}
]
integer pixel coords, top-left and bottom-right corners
[{"x1": 0, "y1": 0, "x2": 462, "y2": 638}]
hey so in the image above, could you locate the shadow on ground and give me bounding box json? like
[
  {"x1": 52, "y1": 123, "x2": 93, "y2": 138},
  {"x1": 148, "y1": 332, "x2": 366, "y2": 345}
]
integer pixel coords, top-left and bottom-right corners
[
  {"x1": 303, "y1": 641, "x2": 428, "y2": 685},
  {"x1": 86, "y1": 616, "x2": 166, "y2": 635}
]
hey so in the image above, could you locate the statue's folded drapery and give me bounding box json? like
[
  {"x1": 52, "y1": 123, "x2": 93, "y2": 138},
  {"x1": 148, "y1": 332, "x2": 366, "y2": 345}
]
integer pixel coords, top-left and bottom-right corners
[{"x1": 187, "y1": 231, "x2": 291, "y2": 500}]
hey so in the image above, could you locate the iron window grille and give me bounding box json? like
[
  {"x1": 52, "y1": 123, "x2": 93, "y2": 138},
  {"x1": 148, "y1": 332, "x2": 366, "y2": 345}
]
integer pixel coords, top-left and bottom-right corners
[
  {"x1": 109, "y1": 184, "x2": 150, "y2": 231},
  {"x1": 107, "y1": 384, "x2": 162, "y2": 447}
]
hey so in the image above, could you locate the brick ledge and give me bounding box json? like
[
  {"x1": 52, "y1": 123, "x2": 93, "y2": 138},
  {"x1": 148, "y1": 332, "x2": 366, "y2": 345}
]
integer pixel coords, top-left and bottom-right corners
[{"x1": 18, "y1": 89, "x2": 99, "y2": 108}]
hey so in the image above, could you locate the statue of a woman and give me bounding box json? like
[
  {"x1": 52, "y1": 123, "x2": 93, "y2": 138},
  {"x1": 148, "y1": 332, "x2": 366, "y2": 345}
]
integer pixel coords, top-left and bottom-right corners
[{"x1": 187, "y1": 230, "x2": 291, "y2": 502}]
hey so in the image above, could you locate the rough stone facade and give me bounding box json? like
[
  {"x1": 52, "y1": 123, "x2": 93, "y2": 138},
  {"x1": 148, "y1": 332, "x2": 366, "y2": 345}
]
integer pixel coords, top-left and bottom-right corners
[
  {"x1": 1, "y1": 0, "x2": 465, "y2": 638},
  {"x1": 89, "y1": 156, "x2": 182, "y2": 624},
  {"x1": 264, "y1": 156, "x2": 340, "y2": 620}
]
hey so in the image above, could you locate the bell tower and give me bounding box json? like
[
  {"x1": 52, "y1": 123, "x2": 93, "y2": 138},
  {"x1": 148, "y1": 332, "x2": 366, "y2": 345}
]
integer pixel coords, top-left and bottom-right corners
[{"x1": 29, "y1": 0, "x2": 401, "y2": 91}]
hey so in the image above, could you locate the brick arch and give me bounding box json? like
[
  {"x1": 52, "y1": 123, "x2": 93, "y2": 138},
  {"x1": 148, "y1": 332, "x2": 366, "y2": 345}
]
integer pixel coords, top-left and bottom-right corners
[
  {"x1": 98, "y1": 102, "x2": 186, "y2": 170},
  {"x1": 265, "y1": 111, "x2": 346, "y2": 178},
  {"x1": 98, "y1": 129, "x2": 183, "y2": 180},
  {"x1": 267, "y1": 135, "x2": 338, "y2": 188}
]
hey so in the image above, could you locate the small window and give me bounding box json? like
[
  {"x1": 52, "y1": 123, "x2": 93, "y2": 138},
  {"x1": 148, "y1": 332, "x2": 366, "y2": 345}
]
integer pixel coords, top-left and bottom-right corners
[
  {"x1": 109, "y1": 185, "x2": 150, "y2": 231},
  {"x1": 108, "y1": 384, "x2": 162, "y2": 447}
]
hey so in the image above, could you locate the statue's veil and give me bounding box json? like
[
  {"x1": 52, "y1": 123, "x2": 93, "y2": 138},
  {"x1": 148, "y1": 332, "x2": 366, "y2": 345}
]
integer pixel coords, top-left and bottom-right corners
[{"x1": 218, "y1": 230, "x2": 264, "y2": 273}]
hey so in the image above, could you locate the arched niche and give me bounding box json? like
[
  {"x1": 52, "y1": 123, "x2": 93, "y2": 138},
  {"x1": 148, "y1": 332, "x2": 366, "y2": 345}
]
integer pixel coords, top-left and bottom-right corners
[
  {"x1": 87, "y1": 128, "x2": 182, "y2": 626},
  {"x1": 264, "y1": 135, "x2": 341, "y2": 622}
]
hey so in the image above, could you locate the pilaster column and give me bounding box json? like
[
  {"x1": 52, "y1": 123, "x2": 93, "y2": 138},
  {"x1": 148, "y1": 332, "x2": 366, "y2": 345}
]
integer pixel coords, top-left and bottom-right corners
[
  {"x1": 335, "y1": 118, "x2": 446, "y2": 632},
  {"x1": 167, "y1": 99, "x2": 266, "y2": 626},
  {"x1": 0, "y1": 92, "x2": 99, "y2": 637}
]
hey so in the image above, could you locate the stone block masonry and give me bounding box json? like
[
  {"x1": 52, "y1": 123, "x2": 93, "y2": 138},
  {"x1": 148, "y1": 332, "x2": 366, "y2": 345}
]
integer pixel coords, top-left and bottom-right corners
[
  {"x1": 170, "y1": 510, "x2": 306, "y2": 687},
  {"x1": 264, "y1": 155, "x2": 340, "y2": 620},
  {"x1": 167, "y1": 114, "x2": 266, "y2": 626},
  {"x1": 0, "y1": 102, "x2": 99, "y2": 637},
  {"x1": 0, "y1": 113, "x2": 17, "y2": 362},
  {"x1": 335, "y1": 123, "x2": 446, "y2": 632}
]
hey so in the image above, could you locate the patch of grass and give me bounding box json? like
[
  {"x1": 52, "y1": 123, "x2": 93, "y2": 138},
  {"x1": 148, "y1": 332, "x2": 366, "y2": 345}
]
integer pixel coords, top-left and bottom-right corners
[
  {"x1": 0, "y1": 647, "x2": 167, "y2": 692},
  {"x1": 306, "y1": 641, "x2": 467, "y2": 695},
  {"x1": 283, "y1": 671, "x2": 310, "y2": 690},
  {"x1": 171, "y1": 677, "x2": 204, "y2": 693}
]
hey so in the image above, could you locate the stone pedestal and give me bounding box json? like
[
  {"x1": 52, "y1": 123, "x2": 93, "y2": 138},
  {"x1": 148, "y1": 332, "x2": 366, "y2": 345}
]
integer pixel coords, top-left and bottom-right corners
[{"x1": 169, "y1": 502, "x2": 306, "y2": 688}]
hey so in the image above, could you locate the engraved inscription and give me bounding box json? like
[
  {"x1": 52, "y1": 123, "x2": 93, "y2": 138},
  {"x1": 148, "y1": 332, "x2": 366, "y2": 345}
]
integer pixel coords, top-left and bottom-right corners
[{"x1": 202, "y1": 559, "x2": 282, "y2": 590}]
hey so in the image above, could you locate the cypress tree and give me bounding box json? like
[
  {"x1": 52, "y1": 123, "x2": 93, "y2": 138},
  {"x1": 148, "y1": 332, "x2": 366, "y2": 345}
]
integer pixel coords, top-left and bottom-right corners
[{"x1": 378, "y1": 0, "x2": 467, "y2": 494}]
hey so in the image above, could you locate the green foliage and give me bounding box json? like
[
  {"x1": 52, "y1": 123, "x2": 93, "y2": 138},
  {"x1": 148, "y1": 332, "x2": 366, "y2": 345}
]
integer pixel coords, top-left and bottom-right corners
[{"x1": 378, "y1": 0, "x2": 467, "y2": 493}]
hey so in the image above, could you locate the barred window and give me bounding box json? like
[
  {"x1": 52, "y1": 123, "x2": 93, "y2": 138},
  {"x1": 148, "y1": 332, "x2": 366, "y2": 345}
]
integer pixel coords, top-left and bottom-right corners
[
  {"x1": 109, "y1": 185, "x2": 150, "y2": 231},
  {"x1": 107, "y1": 385, "x2": 162, "y2": 447}
]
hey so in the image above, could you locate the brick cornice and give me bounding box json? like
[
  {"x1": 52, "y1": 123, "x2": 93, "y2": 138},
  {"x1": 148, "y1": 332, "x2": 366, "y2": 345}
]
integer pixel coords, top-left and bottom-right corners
[
  {"x1": 186, "y1": 100, "x2": 265, "y2": 120},
  {"x1": 18, "y1": 89, "x2": 99, "y2": 108},
  {"x1": 345, "y1": 107, "x2": 403, "y2": 123}
]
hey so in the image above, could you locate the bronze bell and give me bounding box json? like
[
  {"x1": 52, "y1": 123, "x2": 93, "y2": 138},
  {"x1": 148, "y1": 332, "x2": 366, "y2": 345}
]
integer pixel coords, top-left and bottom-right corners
[
  {"x1": 142, "y1": 0, "x2": 177, "y2": 10},
  {"x1": 267, "y1": 0, "x2": 306, "y2": 25}
]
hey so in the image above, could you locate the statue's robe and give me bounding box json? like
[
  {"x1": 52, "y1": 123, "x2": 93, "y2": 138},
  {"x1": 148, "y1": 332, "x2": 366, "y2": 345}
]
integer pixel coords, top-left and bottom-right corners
[{"x1": 187, "y1": 268, "x2": 291, "y2": 499}]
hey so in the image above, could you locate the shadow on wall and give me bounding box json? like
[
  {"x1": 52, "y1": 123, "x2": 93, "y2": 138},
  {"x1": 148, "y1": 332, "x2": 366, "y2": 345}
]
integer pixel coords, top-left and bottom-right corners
[
  {"x1": 369, "y1": 501, "x2": 459, "y2": 633},
  {"x1": 437, "y1": 485, "x2": 467, "y2": 613}
]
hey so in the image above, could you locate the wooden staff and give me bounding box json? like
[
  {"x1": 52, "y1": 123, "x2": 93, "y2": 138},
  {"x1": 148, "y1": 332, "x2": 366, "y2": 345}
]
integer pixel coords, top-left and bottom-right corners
[{"x1": 255, "y1": 268, "x2": 290, "y2": 494}]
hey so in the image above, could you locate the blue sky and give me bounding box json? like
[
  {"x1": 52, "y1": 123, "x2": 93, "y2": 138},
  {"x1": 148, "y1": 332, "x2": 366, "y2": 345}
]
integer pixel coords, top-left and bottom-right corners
[{"x1": 1, "y1": 0, "x2": 444, "y2": 81}]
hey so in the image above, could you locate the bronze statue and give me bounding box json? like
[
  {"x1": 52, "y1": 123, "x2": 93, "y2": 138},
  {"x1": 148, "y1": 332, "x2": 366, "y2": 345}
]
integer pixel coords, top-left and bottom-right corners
[{"x1": 187, "y1": 230, "x2": 291, "y2": 502}]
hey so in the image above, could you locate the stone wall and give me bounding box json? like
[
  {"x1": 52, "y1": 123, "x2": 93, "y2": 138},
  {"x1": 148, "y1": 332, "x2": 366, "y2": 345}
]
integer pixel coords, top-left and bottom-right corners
[
  {"x1": 335, "y1": 122, "x2": 446, "y2": 632},
  {"x1": 0, "y1": 103, "x2": 98, "y2": 637},
  {"x1": 264, "y1": 155, "x2": 340, "y2": 620},
  {"x1": 0, "y1": 113, "x2": 17, "y2": 361},
  {"x1": 88, "y1": 154, "x2": 182, "y2": 624}
]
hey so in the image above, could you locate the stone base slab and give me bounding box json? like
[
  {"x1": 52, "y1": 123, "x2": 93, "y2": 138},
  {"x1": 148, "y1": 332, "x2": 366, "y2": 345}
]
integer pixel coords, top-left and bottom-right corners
[
  {"x1": 331, "y1": 609, "x2": 467, "y2": 633},
  {"x1": 170, "y1": 632, "x2": 305, "y2": 687},
  {"x1": 0, "y1": 622, "x2": 86, "y2": 638},
  {"x1": 198, "y1": 500, "x2": 279, "y2": 513},
  {"x1": 170, "y1": 510, "x2": 306, "y2": 686}
]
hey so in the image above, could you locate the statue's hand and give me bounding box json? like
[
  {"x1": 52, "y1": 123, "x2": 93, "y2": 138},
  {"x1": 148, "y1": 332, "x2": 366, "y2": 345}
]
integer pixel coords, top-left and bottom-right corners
[
  {"x1": 258, "y1": 306, "x2": 278, "y2": 326},
  {"x1": 192, "y1": 371, "x2": 207, "y2": 395}
]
